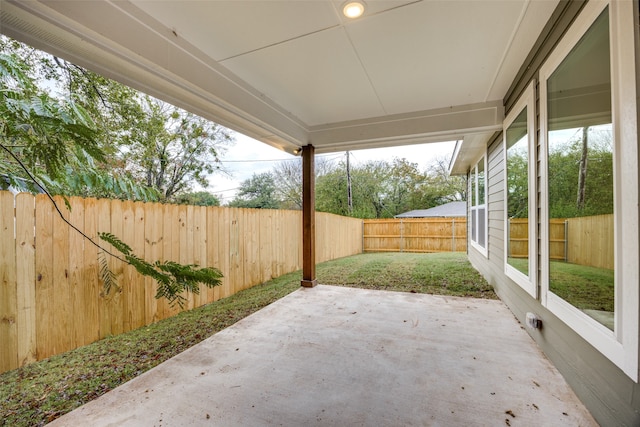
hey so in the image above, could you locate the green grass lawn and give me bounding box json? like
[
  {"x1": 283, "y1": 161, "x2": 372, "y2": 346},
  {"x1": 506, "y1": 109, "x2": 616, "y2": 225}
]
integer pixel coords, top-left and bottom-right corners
[
  {"x1": 550, "y1": 260, "x2": 614, "y2": 312},
  {"x1": 0, "y1": 252, "x2": 492, "y2": 427}
]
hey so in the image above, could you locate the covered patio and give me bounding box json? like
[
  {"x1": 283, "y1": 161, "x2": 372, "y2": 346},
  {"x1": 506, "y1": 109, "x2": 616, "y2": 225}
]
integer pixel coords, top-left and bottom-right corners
[
  {"x1": 3, "y1": 1, "x2": 639, "y2": 423},
  {"x1": 49, "y1": 285, "x2": 595, "y2": 426}
]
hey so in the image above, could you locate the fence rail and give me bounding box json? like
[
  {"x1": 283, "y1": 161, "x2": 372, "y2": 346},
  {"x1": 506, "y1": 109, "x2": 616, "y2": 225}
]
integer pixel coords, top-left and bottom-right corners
[
  {"x1": 0, "y1": 192, "x2": 362, "y2": 374},
  {"x1": 363, "y1": 218, "x2": 466, "y2": 253}
]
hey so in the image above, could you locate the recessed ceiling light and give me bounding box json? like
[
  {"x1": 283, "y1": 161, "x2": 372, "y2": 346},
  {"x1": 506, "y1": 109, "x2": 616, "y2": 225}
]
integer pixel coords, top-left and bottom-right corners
[{"x1": 343, "y1": 1, "x2": 365, "y2": 19}]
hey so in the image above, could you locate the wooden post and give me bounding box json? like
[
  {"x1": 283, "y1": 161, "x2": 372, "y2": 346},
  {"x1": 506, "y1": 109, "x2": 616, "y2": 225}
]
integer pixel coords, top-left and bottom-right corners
[{"x1": 301, "y1": 144, "x2": 317, "y2": 287}]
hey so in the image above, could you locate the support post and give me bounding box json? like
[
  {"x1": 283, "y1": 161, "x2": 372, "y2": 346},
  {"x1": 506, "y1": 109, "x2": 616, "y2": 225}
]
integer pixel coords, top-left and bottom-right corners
[{"x1": 301, "y1": 144, "x2": 317, "y2": 287}]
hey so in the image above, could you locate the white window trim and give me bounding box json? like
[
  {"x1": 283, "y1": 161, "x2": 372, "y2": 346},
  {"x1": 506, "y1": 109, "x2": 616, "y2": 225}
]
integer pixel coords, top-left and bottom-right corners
[
  {"x1": 503, "y1": 80, "x2": 537, "y2": 298},
  {"x1": 470, "y1": 154, "x2": 488, "y2": 257},
  {"x1": 539, "y1": 0, "x2": 639, "y2": 381}
]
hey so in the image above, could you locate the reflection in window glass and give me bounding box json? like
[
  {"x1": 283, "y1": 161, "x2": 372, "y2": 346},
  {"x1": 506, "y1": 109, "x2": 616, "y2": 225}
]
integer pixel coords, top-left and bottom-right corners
[
  {"x1": 506, "y1": 108, "x2": 529, "y2": 276},
  {"x1": 547, "y1": 8, "x2": 614, "y2": 330},
  {"x1": 478, "y1": 160, "x2": 485, "y2": 205},
  {"x1": 470, "y1": 158, "x2": 486, "y2": 251}
]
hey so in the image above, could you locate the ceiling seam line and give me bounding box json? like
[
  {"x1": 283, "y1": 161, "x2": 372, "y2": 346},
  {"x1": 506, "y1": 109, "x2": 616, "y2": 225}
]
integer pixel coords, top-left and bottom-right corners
[
  {"x1": 218, "y1": 25, "x2": 342, "y2": 62},
  {"x1": 342, "y1": 27, "x2": 388, "y2": 116},
  {"x1": 103, "y1": 0, "x2": 312, "y2": 141},
  {"x1": 483, "y1": 0, "x2": 531, "y2": 103}
]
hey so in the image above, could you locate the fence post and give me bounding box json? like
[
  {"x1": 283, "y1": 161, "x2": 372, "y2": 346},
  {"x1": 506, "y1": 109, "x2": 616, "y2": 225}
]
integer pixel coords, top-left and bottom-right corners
[{"x1": 399, "y1": 219, "x2": 404, "y2": 253}]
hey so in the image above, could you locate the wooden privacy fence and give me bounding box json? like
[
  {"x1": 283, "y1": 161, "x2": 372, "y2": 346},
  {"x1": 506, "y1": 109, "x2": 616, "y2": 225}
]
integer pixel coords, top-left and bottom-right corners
[
  {"x1": 0, "y1": 192, "x2": 363, "y2": 374},
  {"x1": 507, "y1": 214, "x2": 613, "y2": 269},
  {"x1": 363, "y1": 218, "x2": 466, "y2": 253}
]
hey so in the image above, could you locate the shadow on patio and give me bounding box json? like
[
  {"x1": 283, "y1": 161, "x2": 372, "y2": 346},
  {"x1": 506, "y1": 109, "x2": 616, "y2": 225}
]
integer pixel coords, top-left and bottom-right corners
[{"x1": 48, "y1": 285, "x2": 596, "y2": 426}]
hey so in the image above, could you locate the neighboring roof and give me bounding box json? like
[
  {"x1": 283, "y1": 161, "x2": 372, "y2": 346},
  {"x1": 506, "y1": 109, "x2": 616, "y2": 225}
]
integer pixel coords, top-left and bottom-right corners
[{"x1": 395, "y1": 201, "x2": 466, "y2": 218}]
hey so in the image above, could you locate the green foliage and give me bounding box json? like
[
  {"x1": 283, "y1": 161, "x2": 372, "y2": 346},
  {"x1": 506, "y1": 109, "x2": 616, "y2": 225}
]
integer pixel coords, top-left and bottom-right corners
[
  {"x1": 98, "y1": 250, "x2": 119, "y2": 296},
  {"x1": 315, "y1": 155, "x2": 466, "y2": 219},
  {"x1": 1, "y1": 35, "x2": 232, "y2": 201},
  {"x1": 229, "y1": 172, "x2": 281, "y2": 209},
  {"x1": 0, "y1": 41, "x2": 159, "y2": 201},
  {"x1": 173, "y1": 191, "x2": 220, "y2": 206},
  {"x1": 98, "y1": 232, "x2": 223, "y2": 307},
  {"x1": 0, "y1": 53, "x2": 101, "y2": 181},
  {"x1": 548, "y1": 126, "x2": 613, "y2": 218},
  {"x1": 118, "y1": 96, "x2": 233, "y2": 200},
  {"x1": 506, "y1": 150, "x2": 529, "y2": 218}
]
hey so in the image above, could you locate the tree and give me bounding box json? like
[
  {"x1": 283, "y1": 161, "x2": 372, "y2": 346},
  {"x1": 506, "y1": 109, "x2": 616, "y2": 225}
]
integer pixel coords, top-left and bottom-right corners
[
  {"x1": 229, "y1": 172, "x2": 280, "y2": 209},
  {"x1": 0, "y1": 52, "x2": 101, "y2": 191},
  {"x1": 117, "y1": 96, "x2": 233, "y2": 201},
  {"x1": 1, "y1": 35, "x2": 233, "y2": 201},
  {"x1": 271, "y1": 156, "x2": 335, "y2": 210},
  {"x1": 0, "y1": 42, "x2": 222, "y2": 305},
  {"x1": 418, "y1": 156, "x2": 467, "y2": 207},
  {"x1": 385, "y1": 158, "x2": 425, "y2": 216},
  {"x1": 173, "y1": 191, "x2": 221, "y2": 206},
  {"x1": 316, "y1": 160, "x2": 391, "y2": 218},
  {"x1": 506, "y1": 150, "x2": 529, "y2": 218},
  {"x1": 548, "y1": 126, "x2": 613, "y2": 219},
  {"x1": 1, "y1": 36, "x2": 159, "y2": 200}
]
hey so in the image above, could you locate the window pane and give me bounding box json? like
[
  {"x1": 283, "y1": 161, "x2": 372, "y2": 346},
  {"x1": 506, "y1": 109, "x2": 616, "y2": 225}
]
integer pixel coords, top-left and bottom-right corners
[
  {"x1": 471, "y1": 208, "x2": 477, "y2": 242},
  {"x1": 471, "y1": 168, "x2": 476, "y2": 206},
  {"x1": 477, "y1": 159, "x2": 485, "y2": 205},
  {"x1": 506, "y1": 108, "x2": 529, "y2": 276},
  {"x1": 547, "y1": 8, "x2": 614, "y2": 330},
  {"x1": 478, "y1": 207, "x2": 486, "y2": 248}
]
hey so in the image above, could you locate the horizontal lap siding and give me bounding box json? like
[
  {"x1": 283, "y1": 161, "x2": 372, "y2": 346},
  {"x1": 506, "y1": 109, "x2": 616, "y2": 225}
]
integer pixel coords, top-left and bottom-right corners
[{"x1": 472, "y1": 1, "x2": 640, "y2": 423}]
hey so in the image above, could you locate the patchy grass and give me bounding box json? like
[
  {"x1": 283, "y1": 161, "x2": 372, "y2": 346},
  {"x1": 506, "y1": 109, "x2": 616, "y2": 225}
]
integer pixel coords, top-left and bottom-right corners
[
  {"x1": 550, "y1": 260, "x2": 614, "y2": 312},
  {"x1": 0, "y1": 252, "x2": 493, "y2": 426},
  {"x1": 319, "y1": 252, "x2": 495, "y2": 298}
]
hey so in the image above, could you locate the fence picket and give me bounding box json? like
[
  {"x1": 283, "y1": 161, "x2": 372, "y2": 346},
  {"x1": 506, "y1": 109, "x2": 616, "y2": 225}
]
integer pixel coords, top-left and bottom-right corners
[
  {"x1": 144, "y1": 202, "x2": 162, "y2": 324},
  {"x1": 35, "y1": 195, "x2": 54, "y2": 359},
  {"x1": 0, "y1": 192, "x2": 363, "y2": 373},
  {"x1": 69, "y1": 197, "x2": 85, "y2": 349},
  {"x1": 15, "y1": 193, "x2": 36, "y2": 366},
  {"x1": 82, "y1": 197, "x2": 100, "y2": 345},
  {"x1": 363, "y1": 218, "x2": 466, "y2": 253},
  {"x1": 0, "y1": 192, "x2": 18, "y2": 372}
]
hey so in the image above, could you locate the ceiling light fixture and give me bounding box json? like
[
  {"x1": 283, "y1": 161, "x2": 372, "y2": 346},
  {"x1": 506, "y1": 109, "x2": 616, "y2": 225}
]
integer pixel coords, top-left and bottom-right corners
[{"x1": 342, "y1": 1, "x2": 365, "y2": 19}]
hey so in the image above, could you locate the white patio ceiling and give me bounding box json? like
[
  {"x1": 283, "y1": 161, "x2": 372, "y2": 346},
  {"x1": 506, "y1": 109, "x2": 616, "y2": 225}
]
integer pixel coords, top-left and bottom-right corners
[{"x1": 0, "y1": 0, "x2": 558, "y2": 160}]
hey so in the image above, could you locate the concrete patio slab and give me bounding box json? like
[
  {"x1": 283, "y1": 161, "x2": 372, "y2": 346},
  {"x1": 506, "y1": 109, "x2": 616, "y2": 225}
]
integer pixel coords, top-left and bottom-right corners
[{"x1": 48, "y1": 285, "x2": 597, "y2": 426}]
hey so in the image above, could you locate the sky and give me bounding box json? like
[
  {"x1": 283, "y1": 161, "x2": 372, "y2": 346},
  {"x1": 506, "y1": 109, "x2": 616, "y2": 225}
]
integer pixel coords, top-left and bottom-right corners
[{"x1": 209, "y1": 133, "x2": 457, "y2": 204}]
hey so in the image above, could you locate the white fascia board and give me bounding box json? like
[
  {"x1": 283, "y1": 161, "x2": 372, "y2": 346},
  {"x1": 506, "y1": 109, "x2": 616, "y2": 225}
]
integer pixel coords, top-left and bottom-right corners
[
  {"x1": 309, "y1": 101, "x2": 504, "y2": 154},
  {"x1": 449, "y1": 132, "x2": 497, "y2": 175},
  {"x1": 1, "y1": 0, "x2": 309, "y2": 154}
]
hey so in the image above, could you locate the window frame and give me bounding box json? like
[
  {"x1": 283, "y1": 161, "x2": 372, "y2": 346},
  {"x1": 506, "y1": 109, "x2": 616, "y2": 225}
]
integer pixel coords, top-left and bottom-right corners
[
  {"x1": 539, "y1": 0, "x2": 638, "y2": 381},
  {"x1": 470, "y1": 154, "x2": 488, "y2": 257},
  {"x1": 503, "y1": 81, "x2": 537, "y2": 298}
]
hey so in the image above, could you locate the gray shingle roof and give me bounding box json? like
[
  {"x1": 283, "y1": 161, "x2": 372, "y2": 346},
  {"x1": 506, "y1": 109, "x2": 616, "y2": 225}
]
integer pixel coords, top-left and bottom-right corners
[{"x1": 394, "y1": 201, "x2": 466, "y2": 218}]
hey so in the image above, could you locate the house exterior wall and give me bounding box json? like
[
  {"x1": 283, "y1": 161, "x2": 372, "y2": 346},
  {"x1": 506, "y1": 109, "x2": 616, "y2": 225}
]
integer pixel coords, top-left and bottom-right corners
[{"x1": 467, "y1": 1, "x2": 640, "y2": 425}]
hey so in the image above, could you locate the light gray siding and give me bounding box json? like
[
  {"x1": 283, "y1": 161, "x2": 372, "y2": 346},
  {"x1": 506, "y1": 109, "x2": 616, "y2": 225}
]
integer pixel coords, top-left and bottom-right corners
[
  {"x1": 466, "y1": 2, "x2": 640, "y2": 424},
  {"x1": 469, "y1": 130, "x2": 640, "y2": 426}
]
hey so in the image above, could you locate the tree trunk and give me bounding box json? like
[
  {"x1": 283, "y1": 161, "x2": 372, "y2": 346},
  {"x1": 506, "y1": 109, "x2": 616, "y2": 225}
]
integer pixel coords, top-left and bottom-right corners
[{"x1": 576, "y1": 127, "x2": 589, "y2": 210}]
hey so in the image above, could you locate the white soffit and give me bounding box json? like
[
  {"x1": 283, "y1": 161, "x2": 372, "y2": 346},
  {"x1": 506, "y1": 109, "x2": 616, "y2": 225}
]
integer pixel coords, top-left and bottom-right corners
[
  {"x1": 0, "y1": 0, "x2": 558, "y2": 155},
  {"x1": 346, "y1": 0, "x2": 523, "y2": 115},
  {"x1": 131, "y1": 1, "x2": 339, "y2": 62},
  {"x1": 222, "y1": 26, "x2": 386, "y2": 126},
  {"x1": 449, "y1": 132, "x2": 496, "y2": 175}
]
